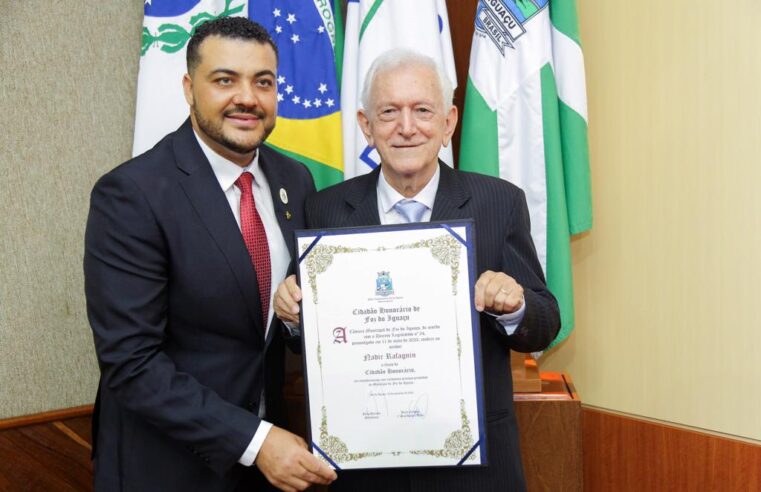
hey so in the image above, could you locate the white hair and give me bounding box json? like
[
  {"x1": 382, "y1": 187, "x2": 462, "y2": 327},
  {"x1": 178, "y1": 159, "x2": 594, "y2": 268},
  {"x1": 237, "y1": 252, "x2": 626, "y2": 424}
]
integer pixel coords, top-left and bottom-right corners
[{"x1": 360, "y1": 48, "x2": 454, "y2": 113}]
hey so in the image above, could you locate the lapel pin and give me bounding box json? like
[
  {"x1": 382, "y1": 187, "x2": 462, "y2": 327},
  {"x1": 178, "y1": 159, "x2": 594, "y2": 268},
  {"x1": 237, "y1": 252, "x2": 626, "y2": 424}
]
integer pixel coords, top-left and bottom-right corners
[
  {"x1": 285, "y1": 210, "x2": 292, "y2": 220},
  {"x1": 279, "y1": 188, "x2": 288, "y2": 204}
]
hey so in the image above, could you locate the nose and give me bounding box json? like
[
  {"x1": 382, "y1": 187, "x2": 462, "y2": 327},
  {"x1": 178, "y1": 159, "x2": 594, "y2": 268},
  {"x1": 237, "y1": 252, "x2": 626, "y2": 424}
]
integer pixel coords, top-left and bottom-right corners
[
  {"x1": 398, "y1": 108, "x2": 417, "y2": 137},
  {"x1": 233, "y1": 83, "x2": 257, "y2": 108}
]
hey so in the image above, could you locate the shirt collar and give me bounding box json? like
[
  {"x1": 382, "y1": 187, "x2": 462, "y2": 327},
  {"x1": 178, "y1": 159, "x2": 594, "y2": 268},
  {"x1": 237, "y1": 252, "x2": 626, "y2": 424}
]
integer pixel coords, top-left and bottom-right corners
[
  {"x1": 377, "y1": 165, "x2": 440, "y2": 214},
  {"x1": 193, "y1": 130, "x2": 261, "y2": 192}
]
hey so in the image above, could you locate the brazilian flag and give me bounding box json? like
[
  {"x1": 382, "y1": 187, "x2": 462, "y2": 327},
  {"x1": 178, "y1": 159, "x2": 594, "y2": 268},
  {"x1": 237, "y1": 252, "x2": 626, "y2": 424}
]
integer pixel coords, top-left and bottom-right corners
[{"x1": 251, "y1": 1, "x2": 344, "y2": 189}]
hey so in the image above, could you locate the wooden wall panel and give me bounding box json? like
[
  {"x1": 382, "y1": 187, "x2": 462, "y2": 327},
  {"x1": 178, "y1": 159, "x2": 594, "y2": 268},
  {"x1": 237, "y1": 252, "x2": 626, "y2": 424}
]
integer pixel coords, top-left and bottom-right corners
[
  {"x1": 5, "y1": 407, "x2": 761, "y2": 491},
  {"x1": 583, "y1": 408, "x2": 761, "y2": 492},
  {"x1": 0, "y1": 421, "x2": 93, "y2": 491}
]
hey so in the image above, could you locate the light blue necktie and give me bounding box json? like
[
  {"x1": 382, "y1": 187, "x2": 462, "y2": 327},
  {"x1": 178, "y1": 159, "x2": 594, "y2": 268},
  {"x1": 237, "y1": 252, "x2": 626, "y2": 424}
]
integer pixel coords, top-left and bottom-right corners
[{"x1": 393, "y1": 199, "x2": 428, "y2": 223}]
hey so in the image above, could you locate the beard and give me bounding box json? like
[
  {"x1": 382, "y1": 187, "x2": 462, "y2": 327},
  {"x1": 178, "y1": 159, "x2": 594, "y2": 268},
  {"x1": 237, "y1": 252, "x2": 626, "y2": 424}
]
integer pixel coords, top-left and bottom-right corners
[{"x1": 192, "y1": 104, "x2": 275, "y2": 154}]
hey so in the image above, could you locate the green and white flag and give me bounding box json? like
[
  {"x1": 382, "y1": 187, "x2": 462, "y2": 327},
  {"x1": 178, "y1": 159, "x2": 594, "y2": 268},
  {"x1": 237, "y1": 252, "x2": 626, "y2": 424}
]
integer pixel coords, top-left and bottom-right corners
[
  {"x1": 341, "y1": 0, "x2": 456, "y2": 179},
  {"x1": 133, "y1": 0, "x2": 246, "y2": 156},
  {"x1": 460, "y1": 0, "x2": 592, "y2": 347}
]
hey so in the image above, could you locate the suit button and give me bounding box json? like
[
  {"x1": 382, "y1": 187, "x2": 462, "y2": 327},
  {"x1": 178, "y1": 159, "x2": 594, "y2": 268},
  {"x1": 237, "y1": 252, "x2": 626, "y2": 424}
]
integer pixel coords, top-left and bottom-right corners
[{"x1": 247, "y1": 401, "x2": 258, "y2": 411}]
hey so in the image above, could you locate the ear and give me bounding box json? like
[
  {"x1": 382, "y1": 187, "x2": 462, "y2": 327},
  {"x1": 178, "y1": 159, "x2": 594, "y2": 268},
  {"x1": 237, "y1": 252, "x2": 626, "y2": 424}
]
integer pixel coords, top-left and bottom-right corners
[
  {"x1": 441, "y1": 104, "x2": 458, "y2": 148},
  {"x1": 182, "y1": 73, "x2": 194, "y2": 107},
  {"x1": 357, "y1": 110, "x2": 375, "y2": 147}
]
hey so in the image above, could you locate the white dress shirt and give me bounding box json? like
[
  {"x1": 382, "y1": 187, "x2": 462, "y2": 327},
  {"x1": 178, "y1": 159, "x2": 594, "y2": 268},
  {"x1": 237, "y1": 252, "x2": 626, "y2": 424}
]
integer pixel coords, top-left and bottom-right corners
[
  {"x1": 376, "y1": 167, "x2": 526, "y2": 333},
  {"x1": 194, "y1": 133, "x2": 285, "y2": 467}
]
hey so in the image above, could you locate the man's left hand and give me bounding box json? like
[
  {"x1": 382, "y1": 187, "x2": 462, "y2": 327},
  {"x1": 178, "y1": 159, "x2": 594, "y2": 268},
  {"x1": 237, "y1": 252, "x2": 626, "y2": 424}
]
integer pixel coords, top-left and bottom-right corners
[
  {"x1": 274, "y1": 275, "x2": 302, "y2": 324},
  {"x1": 474, "y1": 270, "x2": 524, "y2": 314}
]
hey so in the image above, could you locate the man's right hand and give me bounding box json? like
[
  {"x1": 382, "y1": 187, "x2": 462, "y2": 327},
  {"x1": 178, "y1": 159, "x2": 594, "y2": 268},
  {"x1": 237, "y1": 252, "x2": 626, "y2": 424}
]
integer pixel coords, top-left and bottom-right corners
[
  {"x1": 255, "y1": 426, "x2": 336, "y2": 492},
  {"x1": 274, "y1": 275, "x2": 302, "y2": 324}
]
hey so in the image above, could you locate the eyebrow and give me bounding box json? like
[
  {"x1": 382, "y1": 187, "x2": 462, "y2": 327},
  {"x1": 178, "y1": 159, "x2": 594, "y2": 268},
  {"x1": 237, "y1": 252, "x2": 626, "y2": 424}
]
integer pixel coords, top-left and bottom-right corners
[
  {"x1": 377, "y1": 100, "x2": 437, "y2": 108},
  {"x1": 254, "y1": 69, "x2": 276, "y2": 78},
  {"x1": 208, "y1": 68, "x2": 276, "y2": 78}
]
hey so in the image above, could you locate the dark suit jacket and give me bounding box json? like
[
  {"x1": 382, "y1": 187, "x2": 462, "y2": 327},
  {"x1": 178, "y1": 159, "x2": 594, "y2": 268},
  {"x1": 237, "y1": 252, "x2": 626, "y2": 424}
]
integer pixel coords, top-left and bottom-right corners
[
  {"x1": 84, "y1": 119, "x2": 314, "y2": 491},
  {"x1": 305, "y1": 163, "x2": 560, "y2": 492}
]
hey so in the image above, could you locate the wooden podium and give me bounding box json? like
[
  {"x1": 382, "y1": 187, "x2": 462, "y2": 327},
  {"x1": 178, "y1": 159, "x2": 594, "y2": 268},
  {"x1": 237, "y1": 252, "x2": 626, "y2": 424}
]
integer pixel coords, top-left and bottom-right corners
[{"x1": 513, "y1": 370, "x2": 583, "y2": 492}]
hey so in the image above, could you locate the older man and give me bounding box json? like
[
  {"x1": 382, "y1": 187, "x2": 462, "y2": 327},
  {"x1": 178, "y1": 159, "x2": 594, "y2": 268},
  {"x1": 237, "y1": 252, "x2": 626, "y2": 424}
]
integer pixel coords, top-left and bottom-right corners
[
  {"x1": 85, "y1": 17, "x2": 336, "y2": 492},
  {"x1": 275, "y1": 49, "x2": 560, "y2": 491}
]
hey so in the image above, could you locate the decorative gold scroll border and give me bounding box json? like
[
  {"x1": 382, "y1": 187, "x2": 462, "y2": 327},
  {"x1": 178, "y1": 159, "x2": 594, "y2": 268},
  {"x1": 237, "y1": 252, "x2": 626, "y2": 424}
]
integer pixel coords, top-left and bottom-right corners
[{"x1": 410, "y1": 399, "x2": 476, "y2": 461}]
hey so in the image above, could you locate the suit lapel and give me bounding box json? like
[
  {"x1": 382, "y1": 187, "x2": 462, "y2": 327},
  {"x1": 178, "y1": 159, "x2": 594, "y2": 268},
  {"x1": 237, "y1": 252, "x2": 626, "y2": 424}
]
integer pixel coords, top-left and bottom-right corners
[
  {"x1": 430, "y1": 162, "x2": 472, "y2": 222},
  {"x1": 259, "y1": 146, "x2": 298, "y2": 261},
  {"x1": 258, "y1": 147, "x2": 300, "y2": 347},
  {"x1": 342, "y1": 166, "x2": 382, "y2": 227},
  {"x1": 173, "y1": 119, "x2": 265, "y2": 340}
]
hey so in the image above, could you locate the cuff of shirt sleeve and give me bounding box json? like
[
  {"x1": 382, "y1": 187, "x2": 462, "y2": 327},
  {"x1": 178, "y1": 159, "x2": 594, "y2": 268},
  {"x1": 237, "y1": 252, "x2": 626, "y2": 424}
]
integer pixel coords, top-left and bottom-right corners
[
  {"x1": 238, "y1": 421, "x2": 273, "y2": 467},
  {"x1": 284, "y1": 320, "x2": 301, "y2": 337},
  {"x1": 494, "y1": 297, "x2": 526, "y2": 336}
]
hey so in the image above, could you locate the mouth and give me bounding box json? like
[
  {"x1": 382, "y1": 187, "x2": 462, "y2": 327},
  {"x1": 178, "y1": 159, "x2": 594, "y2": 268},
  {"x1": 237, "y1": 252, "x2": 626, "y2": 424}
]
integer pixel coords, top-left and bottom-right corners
[
  {"x1": 224, "y1": 106, "x2": 266, "y2": 128},
  {"x1": 225, "y1": 113, "x2": 261, "y2": 128},
  {"x1": 392, "y1": 142, "x2": 423, "y2": 149}
]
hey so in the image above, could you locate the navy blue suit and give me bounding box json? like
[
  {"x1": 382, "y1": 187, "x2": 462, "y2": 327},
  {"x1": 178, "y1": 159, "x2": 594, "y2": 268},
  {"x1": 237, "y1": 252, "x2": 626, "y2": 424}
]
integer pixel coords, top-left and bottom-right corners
[
  {"x1": 84, "y1": 119, "x2": 314, "y2": 491},
  {"x1": 306, "y1": 163, "x2": 560, "y2": 492}
]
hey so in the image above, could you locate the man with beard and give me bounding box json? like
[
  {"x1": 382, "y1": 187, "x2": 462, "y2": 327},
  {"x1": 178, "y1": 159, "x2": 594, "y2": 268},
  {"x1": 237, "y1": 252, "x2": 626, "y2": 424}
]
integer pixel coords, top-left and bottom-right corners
[{"x1": 84, "y1": 17, "x2": 335, "y2": 492}]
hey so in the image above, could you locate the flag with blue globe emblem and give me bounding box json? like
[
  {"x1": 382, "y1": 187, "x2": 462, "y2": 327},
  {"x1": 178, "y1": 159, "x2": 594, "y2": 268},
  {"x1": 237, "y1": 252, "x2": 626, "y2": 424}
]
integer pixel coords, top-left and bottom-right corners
[{"x1": 133, "y1": 0, "x2": 344, "y2": 189}]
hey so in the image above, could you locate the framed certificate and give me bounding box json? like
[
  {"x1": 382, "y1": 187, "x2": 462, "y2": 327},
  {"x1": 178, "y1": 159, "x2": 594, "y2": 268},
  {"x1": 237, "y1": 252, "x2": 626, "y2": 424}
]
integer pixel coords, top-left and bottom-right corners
[{"x1": 295, "y1": 220, "x2": 486, "y2": 470}]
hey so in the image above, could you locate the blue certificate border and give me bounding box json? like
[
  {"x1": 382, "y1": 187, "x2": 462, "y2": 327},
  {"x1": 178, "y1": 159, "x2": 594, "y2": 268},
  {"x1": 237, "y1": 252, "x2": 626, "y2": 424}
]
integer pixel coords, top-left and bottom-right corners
[{"x1": 294, "y1": 220, "x2": 488, "y2": 470}]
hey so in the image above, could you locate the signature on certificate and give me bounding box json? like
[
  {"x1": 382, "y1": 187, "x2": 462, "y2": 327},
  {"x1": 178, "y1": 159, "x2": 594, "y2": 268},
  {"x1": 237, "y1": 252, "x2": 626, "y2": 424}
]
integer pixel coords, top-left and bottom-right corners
[
  {"x1": 364, "y1": 393, "x2": 389, "y2": 419},
  {"x1": 402, "y1": 393, "x2": 429, "y2": 417}
]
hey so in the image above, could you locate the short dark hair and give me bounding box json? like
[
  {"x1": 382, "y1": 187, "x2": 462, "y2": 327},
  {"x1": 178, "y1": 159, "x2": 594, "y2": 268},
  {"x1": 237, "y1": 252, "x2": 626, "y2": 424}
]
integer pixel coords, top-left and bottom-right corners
[{"x1": 186, "y1": 17, "x2": 278, "y2": 74}]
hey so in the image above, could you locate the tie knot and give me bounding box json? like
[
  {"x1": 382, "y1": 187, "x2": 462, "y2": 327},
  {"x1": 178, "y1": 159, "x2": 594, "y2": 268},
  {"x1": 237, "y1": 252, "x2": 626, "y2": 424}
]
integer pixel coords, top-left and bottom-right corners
[
  {"x1": 393, "y1": 199, "x2": 428, "y2": 223},
  {"x1": 235, "y1": 171, "x2": 254, "y2": 192}
]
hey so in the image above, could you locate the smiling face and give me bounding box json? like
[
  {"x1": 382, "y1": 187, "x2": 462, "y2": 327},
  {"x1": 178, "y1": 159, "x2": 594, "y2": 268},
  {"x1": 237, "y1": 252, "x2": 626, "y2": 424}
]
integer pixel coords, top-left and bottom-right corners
[
  {"x1": 358, "y1": 62, "x2": 457, "y2": 195},
  {"x1": 182, "y1": 35, "x2": 278, "y2": 166}
]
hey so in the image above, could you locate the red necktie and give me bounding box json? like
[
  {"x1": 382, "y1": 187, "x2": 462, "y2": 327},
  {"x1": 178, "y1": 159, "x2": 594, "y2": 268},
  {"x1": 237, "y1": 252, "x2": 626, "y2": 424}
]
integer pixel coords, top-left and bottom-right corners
[{"x1": 235, "y1": 172, "x2": 271, "y2": 327}]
